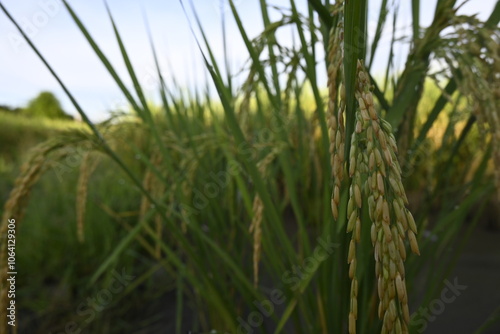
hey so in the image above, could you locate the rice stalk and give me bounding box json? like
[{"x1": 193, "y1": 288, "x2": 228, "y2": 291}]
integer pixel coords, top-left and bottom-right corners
[
  {"x1": 76, "y1": 152, "x2": 100, "y2": 243},
  {"x1": 139, "y1": 162, "x2": 155, "y2": 222},
  {"x1": 138, "y1": 150, "x2": 164, "y2": 258},
  {"x1": 249, "y1": 145, "x2": 281, "y2": 288},
  {"x1": 0, "y1": 140, "x2": 62, "y2": 332},
  {"x1": 442, "y1": 19, "x2": 500, "y2": 200}
]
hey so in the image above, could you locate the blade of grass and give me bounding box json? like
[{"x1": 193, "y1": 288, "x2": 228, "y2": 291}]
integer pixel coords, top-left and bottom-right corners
[
  {"x1": 387, "y1": 0, "x2": 457, "y2": 129},
  {"x1": 273, "y1": 232, "x2": 337, "y2": 334},
  {"x1": 343, "y1": 0, "x2": 367, "y2": 163},
  {"x1": 227, "y1": 0, "x2": 278, "y2": 109},
  {"x1": 485, "y1": 0, "x2": 500, "y2": 28},
  {"x1": 368, "y1": 0, "x2": 389, "y2": 69},
  {"x1": 18, "y1": 7, "x2": 249, "y2": 314},
  {"x1": 220, "y1": 0, "x2": 233, "y2": 95},
  {"x1": 60, "y1": 0, "x2": 145, "y2": 119},
  {"x1": 290, "y1": 1, "x2": 332, "y2": 239},
  {"x1": 259, "y1": 0, "x2": 282, "y2": 105},
  {"x1": 179, "y1": 0, "x2": 298, "y2": 265},
  {"x1": 142, "y1": 11, "x2": 180, "y2": 134},
  {"x1": 187, "y1": 0, "x2": 225, "y2": 86},
  {"x1": 411, "y1": 0, "x2": 420, "y2": 40},
  {"x1": 307, "y1": 0, "x2": 331, "y2": 29},
  {"x1": 383, "y1": 2, "x2": 398, "y2": 93},
  {"x1": 412, "y1": 77, "x2": 459, "y2": 150},
  {"x1": 0, "y1": 2, "x2": 159, "y2": 216},
  {"x1": 103, "y1": 4, "x2": 178, "y2": 174}
]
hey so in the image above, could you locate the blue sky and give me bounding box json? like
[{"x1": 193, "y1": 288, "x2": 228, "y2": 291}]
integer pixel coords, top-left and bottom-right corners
[{"x1": 0, "y1": 0, "x2": 496, "y2": 121}]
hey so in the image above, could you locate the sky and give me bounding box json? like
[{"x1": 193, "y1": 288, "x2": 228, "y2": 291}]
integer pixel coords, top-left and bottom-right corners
[{"x1": 0, "y1": 0, "x2": 496, "y2": 121}]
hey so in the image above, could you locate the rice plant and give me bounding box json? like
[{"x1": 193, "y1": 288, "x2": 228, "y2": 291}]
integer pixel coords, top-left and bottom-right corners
[{"x1": 0, "y1": 0, "x2": 499, "y2": 333}]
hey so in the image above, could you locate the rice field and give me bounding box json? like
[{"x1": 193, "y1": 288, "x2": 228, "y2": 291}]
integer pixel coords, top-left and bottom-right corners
[{"x1": 0, "y1": 1, "x2": 499, "y2": 333}]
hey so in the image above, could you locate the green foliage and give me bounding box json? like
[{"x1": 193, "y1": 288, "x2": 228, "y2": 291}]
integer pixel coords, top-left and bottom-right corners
[
  {"x1": 0, "y1": 1, "x2": 499, "y2": 334},
  {"x1": 23, "y1": 91, "x2": 72, "y2": 120}
]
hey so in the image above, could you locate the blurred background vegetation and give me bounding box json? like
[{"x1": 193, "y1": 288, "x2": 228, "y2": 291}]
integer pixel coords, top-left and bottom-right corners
[{"x1": 0, "y1": 0, "x2": 499, "y2": 333}]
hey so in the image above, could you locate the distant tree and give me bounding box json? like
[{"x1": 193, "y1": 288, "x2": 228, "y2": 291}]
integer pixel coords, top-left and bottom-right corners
[
  {"x1": 24, "y1": 91, "x2": 72, "y2": 120},
  {"x1": 0, "y1": 105, "x2": 24, "y2": 117},
  {"x1": 0, "y1": 104, "x2": 14, "y2": 112}
]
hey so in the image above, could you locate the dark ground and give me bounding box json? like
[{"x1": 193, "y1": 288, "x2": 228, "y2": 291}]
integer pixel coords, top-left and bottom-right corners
[
  {"x1": 123, "y1": 224, "x2": 500, "y2": 334},
  {"x1": 422, "y1": 227, "x2": 500, "y2": 334}
]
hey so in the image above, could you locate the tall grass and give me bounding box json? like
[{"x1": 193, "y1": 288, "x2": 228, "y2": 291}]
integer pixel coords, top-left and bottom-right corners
[{"x1": 1, "y1": 0, "x2": 499, "y2": 333}]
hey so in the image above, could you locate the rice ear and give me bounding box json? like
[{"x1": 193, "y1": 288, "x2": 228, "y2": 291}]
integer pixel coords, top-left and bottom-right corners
[
  {"x1": 76, "y1": 152, "x2": 100, "y2": 243},
  {"x1": 138, "y1": 150, "x2": 164, "y2": 258},
  {"x1": 335, "y1": 59, "x2": 420, "y2": 333},
  {"x1": 249, "y1": 146, "x2": 281, "y2": 289},
  {"x1": 0, "y1": 140, "x2": 61, "y2": 332}
]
